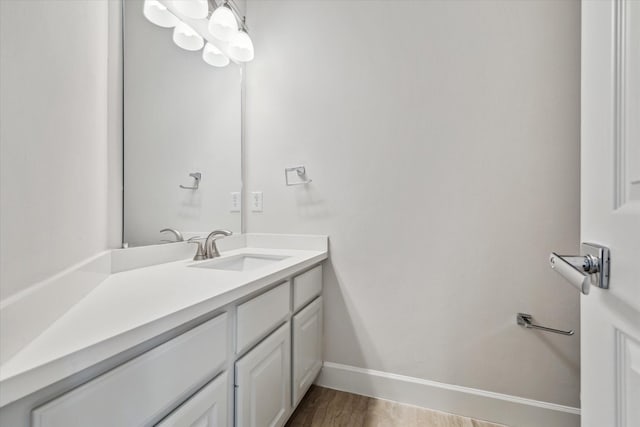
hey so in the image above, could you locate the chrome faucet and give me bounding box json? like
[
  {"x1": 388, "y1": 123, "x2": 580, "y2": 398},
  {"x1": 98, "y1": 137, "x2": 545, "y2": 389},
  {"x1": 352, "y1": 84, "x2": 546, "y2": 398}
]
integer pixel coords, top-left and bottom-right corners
[
  {"x1": 160, "y1": 228, "x2": 184, "y2": 243},
  {"x1": 204, "y1": 229, "x2": 232, "y2": 259}
]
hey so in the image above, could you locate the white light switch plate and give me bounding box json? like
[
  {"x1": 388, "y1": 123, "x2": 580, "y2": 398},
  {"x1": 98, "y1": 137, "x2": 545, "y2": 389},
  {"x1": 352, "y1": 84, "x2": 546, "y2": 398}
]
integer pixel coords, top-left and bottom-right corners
[
  {"x1": 251, "y1": 192, "x2": 263, "y2": 212},
  {"x1": 230, "y1": 192, "x2": 241, "y2": 212}
]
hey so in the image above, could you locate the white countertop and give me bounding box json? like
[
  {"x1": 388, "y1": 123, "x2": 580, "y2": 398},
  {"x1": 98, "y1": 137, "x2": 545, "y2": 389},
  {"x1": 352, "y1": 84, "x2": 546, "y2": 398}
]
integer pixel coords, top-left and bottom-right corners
[{"x1": 0, "y1": 234, "x2": 328, "y2": 407}]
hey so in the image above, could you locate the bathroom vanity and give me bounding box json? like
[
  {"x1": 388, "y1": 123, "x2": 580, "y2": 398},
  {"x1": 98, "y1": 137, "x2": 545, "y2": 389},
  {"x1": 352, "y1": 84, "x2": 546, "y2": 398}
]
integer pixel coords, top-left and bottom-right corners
[
  {"x1": 0, "y1": 2, "x2": 326, "y2": 425},
  {"x1": 0, "y1": 234, "x2": 327, "y2": 427}
]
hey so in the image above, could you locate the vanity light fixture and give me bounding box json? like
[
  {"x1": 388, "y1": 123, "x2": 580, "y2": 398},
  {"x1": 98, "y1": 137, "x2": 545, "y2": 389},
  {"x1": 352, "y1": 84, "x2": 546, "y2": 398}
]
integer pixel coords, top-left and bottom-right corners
[
  {"x1": 143, "y1": 0, "x2": 254, "y2": 67},
  {"x1": 172, "y1": 0, "x2": 209, "y2": 19},
  {"x1": 228, "y1": 17, "x2": 254, "y2": 62},
  {"x1": 208, "y1": 1, "x2": 238, "y2": 42},
  {"x1": 173, "y1": 21, "x2": 205, "y2": 51},
  {"x1": 203, "y1": 42, "x2": 230, "y2": 67},
  {"x1": 143, "y1": 0, "x2": 180, "y2": 28}
]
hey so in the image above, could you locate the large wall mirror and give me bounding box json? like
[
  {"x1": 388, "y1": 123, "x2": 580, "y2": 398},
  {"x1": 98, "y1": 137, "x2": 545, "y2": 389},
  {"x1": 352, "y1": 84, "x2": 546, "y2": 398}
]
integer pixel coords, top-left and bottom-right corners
[{"x1": 123, "y1": 0, "x2": 242, "y2": 247}]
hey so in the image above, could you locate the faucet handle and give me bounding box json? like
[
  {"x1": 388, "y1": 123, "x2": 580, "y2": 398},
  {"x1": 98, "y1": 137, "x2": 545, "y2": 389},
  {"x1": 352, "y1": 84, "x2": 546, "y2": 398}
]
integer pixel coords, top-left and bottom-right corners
[{"x1": 187, "y1": 238, "x2": 207, "y2": 261}]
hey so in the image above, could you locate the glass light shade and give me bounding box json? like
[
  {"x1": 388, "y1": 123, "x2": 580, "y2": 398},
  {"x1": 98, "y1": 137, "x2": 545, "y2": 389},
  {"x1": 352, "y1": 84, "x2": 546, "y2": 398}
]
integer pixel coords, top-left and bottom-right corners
[
  {"x1": 143, "y1": 0, "x2": 179, "y2": 28},
  {"x1": 172, "y1": 0, "x2": 208, "y2": 19},
  {"x1": 202, "y1": 43, "x2": 230, "y2": 67},
  {"x1": 208, "y1": 5, "x2": 238, "y2": 42},
  {"x1": 172, "y1": 22, "x2": 204, "y2": 51},
  {"x1": 228, "y1": 30, "x2": 254, "y2": 62}
]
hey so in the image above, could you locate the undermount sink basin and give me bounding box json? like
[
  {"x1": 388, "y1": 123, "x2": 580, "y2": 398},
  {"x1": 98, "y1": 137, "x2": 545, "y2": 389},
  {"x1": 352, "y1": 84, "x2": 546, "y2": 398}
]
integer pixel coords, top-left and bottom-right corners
[{"x1": 191, "y1": 254, "x2": 291, "y2": 272}]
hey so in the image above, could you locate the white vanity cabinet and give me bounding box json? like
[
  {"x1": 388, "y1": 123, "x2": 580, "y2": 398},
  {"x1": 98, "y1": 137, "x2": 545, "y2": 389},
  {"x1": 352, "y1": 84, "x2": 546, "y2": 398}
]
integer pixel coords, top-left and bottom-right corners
[
  {"x1": 24, "y1": 263, "x2": 324, "y2": 427},
  {"x1": 157, "y1": 373, "x2": 228, "y2": 427},
  {"x1": 235, "y1": 322, "x2": 292, "y2": 427}
]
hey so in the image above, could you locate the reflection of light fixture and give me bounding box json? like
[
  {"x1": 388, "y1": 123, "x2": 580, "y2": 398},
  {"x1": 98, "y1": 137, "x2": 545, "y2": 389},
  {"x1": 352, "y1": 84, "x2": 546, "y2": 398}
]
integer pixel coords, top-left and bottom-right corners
[
  {"x1": 172, "y1": 0, "x2": 208, "y2": 19},
  {"x1": 229, "y1": 18, "x2": 254, "y2": 62},
  {"x1": 143, "y1": 0, "x2": 179, "y2": 28},
  {"x1": 173, "y1": 21, "x2": 204, "y2": 51},
  {"x1": 202, "y1": 43, "x2": 230, "y2": 67},
  {"x1": 208, "y1": 1, "x2": 238, "y2": 42}
]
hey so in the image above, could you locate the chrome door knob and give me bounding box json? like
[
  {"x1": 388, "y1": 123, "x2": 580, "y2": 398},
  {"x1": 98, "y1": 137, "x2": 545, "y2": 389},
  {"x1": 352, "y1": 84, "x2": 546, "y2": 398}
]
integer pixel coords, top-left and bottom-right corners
[{"x1": 549, "y1": 243, "x2": 610, "y2": 295}]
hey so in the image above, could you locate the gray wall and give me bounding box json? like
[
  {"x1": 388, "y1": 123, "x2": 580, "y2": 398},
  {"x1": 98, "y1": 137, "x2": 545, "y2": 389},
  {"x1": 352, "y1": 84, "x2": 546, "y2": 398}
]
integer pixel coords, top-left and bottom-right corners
[
  {"x1": 244, "y1": 0, "x2": 581, "y2": 407},
  {"x1": 0, "y1": 0, "x2": 122, "y2": 300}
]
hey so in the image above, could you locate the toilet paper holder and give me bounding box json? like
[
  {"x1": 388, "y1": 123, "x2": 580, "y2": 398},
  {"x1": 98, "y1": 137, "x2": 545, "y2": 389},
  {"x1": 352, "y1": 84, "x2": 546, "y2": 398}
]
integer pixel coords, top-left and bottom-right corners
[{"x1": 516, "y1": 313, "x2": 574, "y2": 336}]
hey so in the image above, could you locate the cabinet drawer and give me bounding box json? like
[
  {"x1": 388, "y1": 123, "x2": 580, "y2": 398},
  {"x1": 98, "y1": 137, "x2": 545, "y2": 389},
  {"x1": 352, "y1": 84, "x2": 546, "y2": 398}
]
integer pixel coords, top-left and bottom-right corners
[
  {"x1": 293, "y1": 265, "x2": 322, "y2": 312},
  {"x1": 236, "y1": 282, "x2": 290, "y2": 354},
  {"x1": 32, "y1": 313, "x2": 228, "y2": 427},
  {"x1": 156, "y1": 372, "x2": 228, "y2": 427}
]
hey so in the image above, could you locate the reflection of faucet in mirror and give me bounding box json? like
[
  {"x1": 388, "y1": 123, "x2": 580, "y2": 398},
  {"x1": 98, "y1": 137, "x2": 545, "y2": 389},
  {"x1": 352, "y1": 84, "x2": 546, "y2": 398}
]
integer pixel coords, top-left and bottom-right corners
[
  {"x1": 160, "y1": 228, "x2": 184, "y2": 243},
  {"x1": 205, "y1": 230, "x2": 233, "y2": 259}
]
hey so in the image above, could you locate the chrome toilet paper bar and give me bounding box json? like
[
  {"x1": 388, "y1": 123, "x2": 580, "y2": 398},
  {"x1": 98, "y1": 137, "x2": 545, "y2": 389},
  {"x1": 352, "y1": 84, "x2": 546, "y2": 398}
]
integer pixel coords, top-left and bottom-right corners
[
  {"x1": 516, "y1": 313, "x2": 574, "y2": 336},
  {"x1": 549, "y1": 243, "x2": 610, "y2": 295}
]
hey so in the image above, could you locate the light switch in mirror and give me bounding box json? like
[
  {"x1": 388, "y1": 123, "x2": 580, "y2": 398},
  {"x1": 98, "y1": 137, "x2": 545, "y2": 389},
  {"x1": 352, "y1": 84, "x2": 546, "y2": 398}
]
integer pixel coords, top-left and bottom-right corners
[{"x1": 123, "y1": 0, "x2": 242, "y2": 247}]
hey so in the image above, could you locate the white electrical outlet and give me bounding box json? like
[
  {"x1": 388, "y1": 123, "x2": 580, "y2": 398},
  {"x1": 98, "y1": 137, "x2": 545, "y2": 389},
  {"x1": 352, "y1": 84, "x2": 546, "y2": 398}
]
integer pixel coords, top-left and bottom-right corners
[
  {"x1": 230, "y1": 192, "x2": 241, "y2": 212},
  {"x1": 251, "y1": 192, "x2": 263, "y2": 212}
]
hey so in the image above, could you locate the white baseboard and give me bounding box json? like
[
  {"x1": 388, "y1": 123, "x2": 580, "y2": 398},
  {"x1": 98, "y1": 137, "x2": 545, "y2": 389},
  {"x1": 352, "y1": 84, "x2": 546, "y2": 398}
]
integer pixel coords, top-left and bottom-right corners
[{"x1": 316, "y1": 362, "x2": 580, "y2": 427}]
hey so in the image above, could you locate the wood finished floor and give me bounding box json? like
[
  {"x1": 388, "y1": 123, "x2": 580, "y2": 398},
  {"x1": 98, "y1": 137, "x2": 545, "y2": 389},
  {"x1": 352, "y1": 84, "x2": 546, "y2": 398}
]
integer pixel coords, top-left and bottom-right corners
[{"x1": 286, "y1": 386, "x2": 508, "y2": 427}]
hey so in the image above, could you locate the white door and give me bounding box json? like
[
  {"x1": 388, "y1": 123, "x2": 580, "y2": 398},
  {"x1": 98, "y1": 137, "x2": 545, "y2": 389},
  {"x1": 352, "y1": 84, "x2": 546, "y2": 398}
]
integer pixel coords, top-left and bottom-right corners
[
  {"x1": 292, "y1": 296, "x2": 323, "y2": 407},
  {"x1": 581, "y1": 1, "x2": 640, "y2": 426},
  {"x1": 156, "y1": 373, "x2": 228, "y2": 427},
  {"x1": 235, "y1": 322, "x2": 291, "y2": 427}
]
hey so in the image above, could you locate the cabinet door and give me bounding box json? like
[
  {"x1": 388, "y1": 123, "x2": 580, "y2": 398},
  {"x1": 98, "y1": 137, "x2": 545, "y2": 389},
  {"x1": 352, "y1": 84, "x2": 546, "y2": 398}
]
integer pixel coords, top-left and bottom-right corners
[
  {"x1": 156, "y1": 372, "x2": 228, "y2": 427},
  {"x1": 292, "y1": 297, "x2": 323, "y2": 407},
  {"x1": 235, "y1": 322, "x2": 291, "y2": 427}
]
